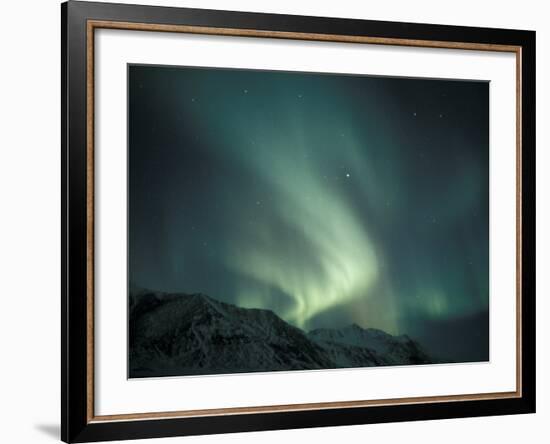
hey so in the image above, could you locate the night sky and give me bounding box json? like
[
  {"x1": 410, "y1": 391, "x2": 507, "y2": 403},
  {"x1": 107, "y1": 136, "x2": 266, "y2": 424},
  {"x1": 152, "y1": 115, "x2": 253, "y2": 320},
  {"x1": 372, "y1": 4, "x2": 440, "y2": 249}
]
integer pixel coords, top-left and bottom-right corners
[{"x1": 128, "y1": 65, "x2": 489, "y2": 362}]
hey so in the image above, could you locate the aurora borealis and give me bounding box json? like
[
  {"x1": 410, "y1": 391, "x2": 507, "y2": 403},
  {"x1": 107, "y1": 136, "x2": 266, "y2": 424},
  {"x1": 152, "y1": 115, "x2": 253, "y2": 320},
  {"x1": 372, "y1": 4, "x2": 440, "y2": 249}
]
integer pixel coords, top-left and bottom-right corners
[{"x1": 128, "y1": 65, "x2": 489, "y2": 362}]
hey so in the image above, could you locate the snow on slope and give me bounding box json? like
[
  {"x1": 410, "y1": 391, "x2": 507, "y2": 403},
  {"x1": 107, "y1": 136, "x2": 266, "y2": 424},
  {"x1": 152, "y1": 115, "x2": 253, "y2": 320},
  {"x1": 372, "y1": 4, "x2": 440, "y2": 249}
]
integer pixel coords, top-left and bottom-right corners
[{"x1": 308, "y1": 324, "x2": 432, "y2": 367}]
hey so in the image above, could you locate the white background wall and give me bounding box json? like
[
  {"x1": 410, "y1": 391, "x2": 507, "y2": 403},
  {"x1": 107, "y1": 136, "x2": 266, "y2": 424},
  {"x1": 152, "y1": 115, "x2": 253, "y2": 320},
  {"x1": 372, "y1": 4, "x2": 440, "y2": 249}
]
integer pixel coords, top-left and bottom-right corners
[{"x1": 0, "y1": 0, "x2": 547, "y2": 443}]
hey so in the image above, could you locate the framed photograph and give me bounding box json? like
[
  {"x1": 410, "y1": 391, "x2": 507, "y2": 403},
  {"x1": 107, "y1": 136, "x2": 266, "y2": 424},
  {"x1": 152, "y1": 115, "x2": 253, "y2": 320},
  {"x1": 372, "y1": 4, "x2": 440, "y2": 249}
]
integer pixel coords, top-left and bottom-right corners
[{"x1": 61, "y1": 1, "x2": 535, "y2": 442}]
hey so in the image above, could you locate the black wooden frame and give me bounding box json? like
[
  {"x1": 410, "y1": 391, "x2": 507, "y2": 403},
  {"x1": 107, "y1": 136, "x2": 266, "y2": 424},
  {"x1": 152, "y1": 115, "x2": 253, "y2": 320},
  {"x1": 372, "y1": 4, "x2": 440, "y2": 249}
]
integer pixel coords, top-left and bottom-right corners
[{"x1": 62, "y1": 1, "x2": 536, "y2": 442}]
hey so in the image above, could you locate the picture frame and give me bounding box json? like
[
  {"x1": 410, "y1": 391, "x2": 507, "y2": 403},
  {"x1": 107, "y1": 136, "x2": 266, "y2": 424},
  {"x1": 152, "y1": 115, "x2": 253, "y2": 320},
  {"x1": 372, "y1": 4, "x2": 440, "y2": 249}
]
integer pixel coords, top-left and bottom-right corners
[{"x1": 61, "y1": 1, "x2": 536, "y2": 442}]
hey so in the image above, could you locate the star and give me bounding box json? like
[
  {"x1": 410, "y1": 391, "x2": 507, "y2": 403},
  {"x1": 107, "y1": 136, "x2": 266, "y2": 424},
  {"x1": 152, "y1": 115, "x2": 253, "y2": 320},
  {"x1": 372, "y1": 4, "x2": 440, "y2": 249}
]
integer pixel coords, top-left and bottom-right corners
[
  {"x1": 243, "y1": 89, "x2": 248, "y2": 94},
  {"x1": 439, "y1": 113, "x2": 444, "y2": 118},
  {"x1": 345, "y1": 173, "x2": 350, "y2": 178},
  {"x1": 413, "y1": 112, "x2": 417, "y2": 117},
  {"x1": 191, "y1": 97, "x2": 196, "y2": 102}
]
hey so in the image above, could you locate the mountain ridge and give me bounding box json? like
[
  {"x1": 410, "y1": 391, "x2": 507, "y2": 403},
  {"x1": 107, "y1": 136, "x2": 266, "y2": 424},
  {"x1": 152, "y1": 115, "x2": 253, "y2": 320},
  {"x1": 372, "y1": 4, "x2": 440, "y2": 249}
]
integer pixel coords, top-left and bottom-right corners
[{"x1": 129, "y1": 288, "x2": 434, "y2": 378}]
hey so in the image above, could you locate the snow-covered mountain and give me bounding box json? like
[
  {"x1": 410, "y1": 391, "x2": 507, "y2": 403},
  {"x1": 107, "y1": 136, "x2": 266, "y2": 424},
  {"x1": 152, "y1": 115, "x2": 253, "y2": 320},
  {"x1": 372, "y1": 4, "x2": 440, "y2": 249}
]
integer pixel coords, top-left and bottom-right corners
[
  {"x1": 129, "y1": 288, "x2": 434, "y2": 378},
  {"x1": 308, "y1": 324, "x2": 432, "y2": 367}
]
